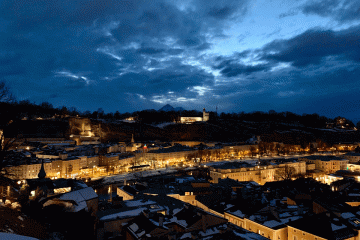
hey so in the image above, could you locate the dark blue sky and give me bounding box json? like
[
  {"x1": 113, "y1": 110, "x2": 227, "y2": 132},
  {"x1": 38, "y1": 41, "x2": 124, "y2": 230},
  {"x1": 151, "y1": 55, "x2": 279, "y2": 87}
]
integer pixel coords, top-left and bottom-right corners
[{"x1": 1, "y1": 0, "x2": 360, "y2": 122}]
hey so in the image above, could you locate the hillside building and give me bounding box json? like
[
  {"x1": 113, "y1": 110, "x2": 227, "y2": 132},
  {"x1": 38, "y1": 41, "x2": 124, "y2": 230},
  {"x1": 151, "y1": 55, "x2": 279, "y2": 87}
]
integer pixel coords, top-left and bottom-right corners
[{"x1": 180, "y1": 108, "x2": 210, "y2": 124}]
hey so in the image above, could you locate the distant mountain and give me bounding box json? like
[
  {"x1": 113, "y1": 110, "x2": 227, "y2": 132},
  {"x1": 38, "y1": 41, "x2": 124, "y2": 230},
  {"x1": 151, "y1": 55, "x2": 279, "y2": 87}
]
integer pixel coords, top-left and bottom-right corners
[
  {"x1": 159, "y1": 104, "x2": 174, "y2": 111},
  {"x1": 159, "y1": 104, "x2": 185, "y2": 112},
  {"x1": 174, "y1": 107, "x2": 185, "y2": 112}
]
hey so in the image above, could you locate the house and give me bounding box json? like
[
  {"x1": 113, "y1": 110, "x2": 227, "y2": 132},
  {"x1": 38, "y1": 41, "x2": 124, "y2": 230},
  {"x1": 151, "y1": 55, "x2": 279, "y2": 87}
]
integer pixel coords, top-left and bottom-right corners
[
  {"x1": 287, "y1": 213, "x2": 357, "y2": 240},
  {"x1": 123, "y1": 203, "x2": 228, "y2": 240},
  {"x1": 42, "y1": 186, "x2": 98, "y2": 215},
  {"x1": 96, "y1": 195, "x2": 184, "y2": 240}
]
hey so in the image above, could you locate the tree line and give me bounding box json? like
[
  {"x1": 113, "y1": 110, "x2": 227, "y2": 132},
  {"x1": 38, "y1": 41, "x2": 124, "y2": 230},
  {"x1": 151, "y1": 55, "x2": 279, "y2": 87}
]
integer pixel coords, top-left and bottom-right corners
[{"x1": 0, "y1": 81, "x2": 358, "y2": 129}]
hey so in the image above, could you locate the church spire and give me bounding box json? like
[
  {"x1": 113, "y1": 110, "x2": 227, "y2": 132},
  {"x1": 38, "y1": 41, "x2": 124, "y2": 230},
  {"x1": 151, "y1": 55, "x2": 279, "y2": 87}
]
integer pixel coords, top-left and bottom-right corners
[{"x1": 38, "y1": 159, "x2": 46, "y2": 179}]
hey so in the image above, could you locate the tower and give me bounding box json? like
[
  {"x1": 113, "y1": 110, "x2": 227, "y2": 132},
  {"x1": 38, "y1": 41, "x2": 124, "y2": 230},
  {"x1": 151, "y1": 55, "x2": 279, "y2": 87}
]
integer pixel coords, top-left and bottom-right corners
[
  {"x1": 131, "y1": 134, "x2": 135, "y2": 147},
  {"x1": 203, "y1": 108, "x2": 209, "y2": 122},
  {"x1": 38, "y1": 159, "x2": 46, "y2": 179},
  {"x1": 35, "y1": 159, "x2": 48, "y2": 198}
]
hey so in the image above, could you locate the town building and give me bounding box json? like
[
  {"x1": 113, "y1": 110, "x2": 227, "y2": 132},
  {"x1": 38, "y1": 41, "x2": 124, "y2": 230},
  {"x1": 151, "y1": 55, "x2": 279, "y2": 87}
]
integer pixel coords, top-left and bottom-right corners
[
  {"x1": 209, "y1": 159, "x2": 306, "y2": 185},
  {"x1": 300, "y1": 155, "x2": 349, "y2": 174},
  {"x1": 343, "y1": 152, "x2": 360, "y2": 163},
  {"x1": 143, "y1": 145, "x2": 197, "y2": 166}
]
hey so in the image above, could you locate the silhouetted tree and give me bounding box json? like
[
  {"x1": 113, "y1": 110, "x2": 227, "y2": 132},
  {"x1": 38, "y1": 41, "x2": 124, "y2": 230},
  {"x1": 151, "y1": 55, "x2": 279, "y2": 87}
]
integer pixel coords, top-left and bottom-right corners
[
  {"x1": 275, "y1": 165, "x2": 296, "y2": 181},
  {"x1": 355, "y1": 146, "x2": 360, "y2": 153},
  {"x1": 249, "y1": 146, "x2": 257, "y2": 157},
  {"x1": 0, "y1": 81, "x2": 14, "y2": 103}
]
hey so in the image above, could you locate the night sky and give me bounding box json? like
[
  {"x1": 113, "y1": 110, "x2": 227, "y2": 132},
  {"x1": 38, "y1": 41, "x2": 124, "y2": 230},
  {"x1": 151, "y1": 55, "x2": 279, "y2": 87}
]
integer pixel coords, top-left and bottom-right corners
[{"x1": 1, "y1": 0, "x2": 360, "y2": 121}]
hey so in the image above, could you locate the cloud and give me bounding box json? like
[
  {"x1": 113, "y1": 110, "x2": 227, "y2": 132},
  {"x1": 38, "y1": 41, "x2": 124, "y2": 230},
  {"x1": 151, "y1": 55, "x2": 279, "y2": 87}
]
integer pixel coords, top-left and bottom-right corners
[
  {"x1": 0, "y1": 0, "x2": 252, "y2": 104},
  {"x1": 194, "y1": 0, "x2": 250, "y2": 20},
  {"x1": 218, "y1": 63, "x2": 269, "y2": 77},
  {"x1": 279, "y1": 11, "x2": 299, "y2": 19},
  {"x1": 301, "y1": 0, "x2": 360, "y2": 23},
  {"x1": 260, "y1": 25, "x2": 360, "y2": 67},
  {"x1": 277, "y1": 89, "x2": 305, "y2": 98},
  {"x1": 211, "y1": 50, "x2": 272, "y2": 77}
]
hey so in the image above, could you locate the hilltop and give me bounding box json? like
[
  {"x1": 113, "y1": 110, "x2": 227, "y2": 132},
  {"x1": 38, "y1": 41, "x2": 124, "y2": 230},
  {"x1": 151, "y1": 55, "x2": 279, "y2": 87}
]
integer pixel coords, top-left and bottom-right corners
[
  {"x1": 158, "y1": 104, "x2": 185, "y2": 112},
  {"x1": 1, "y1": 100, "x2": 359, "y2": 144},
  {"x1": 4, "y1": 116, "x2": 359, "y2": 145}
]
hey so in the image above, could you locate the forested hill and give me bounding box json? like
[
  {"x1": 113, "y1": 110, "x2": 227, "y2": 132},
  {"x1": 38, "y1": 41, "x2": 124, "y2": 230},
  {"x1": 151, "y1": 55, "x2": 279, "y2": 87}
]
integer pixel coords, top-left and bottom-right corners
[{"x1": 1, "y1": 101, "x2": 359, "y2": 144}]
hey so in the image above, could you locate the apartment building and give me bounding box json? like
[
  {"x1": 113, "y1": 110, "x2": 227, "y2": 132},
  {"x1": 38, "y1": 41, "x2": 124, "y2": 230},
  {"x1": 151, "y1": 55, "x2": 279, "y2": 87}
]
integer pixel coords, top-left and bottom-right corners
[
  {"x1": 343, "y1": 152, "x2": 360, "y2": 163},
  {"x1": 4, "y1": 154, "x2": 132, "y2": 180},
  {"x1": 144, "y1": 146, "x2": 196, "y2": 164},
  {"x1": 210, "y1": 159, "x2": 306, "y2": 185},
  {"x1": 300, "y1": 155, "x2": 348, "y2": 174}
]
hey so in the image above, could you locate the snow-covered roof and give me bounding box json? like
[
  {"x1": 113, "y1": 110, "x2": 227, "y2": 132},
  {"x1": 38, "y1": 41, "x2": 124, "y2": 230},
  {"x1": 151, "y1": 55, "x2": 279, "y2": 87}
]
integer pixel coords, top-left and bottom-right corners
[
  {"x1": 122, "y1": 199, "x2": 156, "y2": 208},
  {"x1": 59, "y1": 187, "x2": 97, "y2": 202},
  {"x1": 331, "y1": 223, "x2": 347, "y2": 231},
  {"x1": 73, "y1": 201, "x2": 88, "y2": 212},
  {"x1": 228, "y1": 209, "x2": 245, "y2": 218},
  {"x1": 57, "y1": 187, "x2": 97, "y2": 212},
  {"x1": 59, "y1": 190, "x2": 83, "y2": 202},
  {"x1": 263, "y1": 220, "x2": 283, "y2": 228},
  {"x1": 348, "y1": 193, "x2": 360, "y2": 197},
  {"x1": 173, "y1": 208, "x2": 182, "y2": 215},
  {"x1": 169, "y1": 216, "x2": 188, "y2": 228},
  {"x1": 199, "y1": 227, "x2": 220, "y2": 236},
  {"x1": 100, "y1": 208, "x2": 147, "y2": 221},
  {"x1": 180, "y1": 232, "x2": 192, "y2": 239},
  {"x1": 0, "y1": 233, "x2": 39, "y2": 240},
  {"x1": 233, "y1": 230, "x2": 268, "y2": 240},
  {"x1": 341, "y1": 212, "x2": 356, "y2": 219},
  {"x1": 279, "y1": 212, "x2": 291, "y2": 218}
]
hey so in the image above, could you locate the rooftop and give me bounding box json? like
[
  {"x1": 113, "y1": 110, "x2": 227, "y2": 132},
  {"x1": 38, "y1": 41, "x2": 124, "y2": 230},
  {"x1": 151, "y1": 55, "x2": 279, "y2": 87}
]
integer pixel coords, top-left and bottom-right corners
[{"x1": 300, "y1": 155, "x2": 347, "y2": 161}]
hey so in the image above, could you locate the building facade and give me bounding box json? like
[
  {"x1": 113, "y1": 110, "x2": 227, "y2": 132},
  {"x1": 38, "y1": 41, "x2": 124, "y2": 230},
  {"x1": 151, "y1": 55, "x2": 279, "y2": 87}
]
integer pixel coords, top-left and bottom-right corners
[
  {"x1": 300, "y1": 156, "x2": 349, "y2": 174},
  {"x1": 210, "y1": 161, "x2": 306, "y2": 185}
]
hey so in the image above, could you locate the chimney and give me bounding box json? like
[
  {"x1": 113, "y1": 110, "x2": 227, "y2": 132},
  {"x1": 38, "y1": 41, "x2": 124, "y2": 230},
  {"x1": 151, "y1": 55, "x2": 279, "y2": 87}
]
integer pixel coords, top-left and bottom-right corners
[
  {"x1": 159, "y1": 216, "x2": 164, "y2": 227},
  {"x1": 297, "y1": 205, "x2": 304, "y2": 215}
]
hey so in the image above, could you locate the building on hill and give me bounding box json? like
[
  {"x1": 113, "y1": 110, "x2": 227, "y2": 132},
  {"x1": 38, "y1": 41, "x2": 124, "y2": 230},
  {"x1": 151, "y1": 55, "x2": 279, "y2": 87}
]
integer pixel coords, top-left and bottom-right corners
[
  {"x1": 126, "y1": 134, "x2": 141, "y2": 152},
  {"x1": 180, "y1": 108, "x2": 210, "y2": 124},
  {"x1": 203, "y1": 108, "x2": 209, "y2": 122}
]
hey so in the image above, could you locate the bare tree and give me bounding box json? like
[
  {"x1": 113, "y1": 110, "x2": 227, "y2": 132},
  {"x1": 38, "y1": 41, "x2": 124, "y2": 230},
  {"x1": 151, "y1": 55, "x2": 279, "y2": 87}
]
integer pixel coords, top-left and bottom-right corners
[
  {"x1": 249, "y1": 146, "x2": 257, "y2": 157},
  {"x1": 0, "y1": 81, "x2": 14, "y2": 103},
  {"x1": 258, "y1": 141, "x2": 265, "y2": 156},
  {"x1": 275, "y1": 165, "x2": 296, "y2": 181},
  {"x1": 0, "y1": 130, "x2": 18, "y2": 177},
  {"x1": 0, "y1": 81, "x2": 17, "y2": 177}
]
